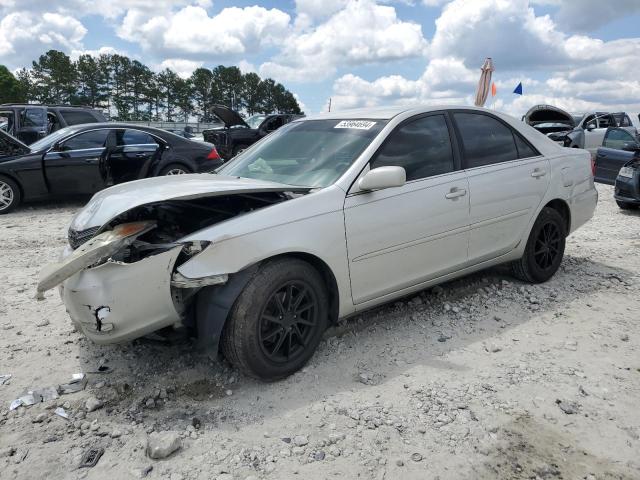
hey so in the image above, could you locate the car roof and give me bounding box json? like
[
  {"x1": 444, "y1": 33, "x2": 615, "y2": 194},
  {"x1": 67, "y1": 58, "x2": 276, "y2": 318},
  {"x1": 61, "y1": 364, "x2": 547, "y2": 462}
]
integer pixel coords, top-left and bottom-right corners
[
  {"x1": 0, "y1": 104, "x2": 100, "y2": 110},
  {"x1": 301, "y1": 105, "x2": 495, "y2": 121}
]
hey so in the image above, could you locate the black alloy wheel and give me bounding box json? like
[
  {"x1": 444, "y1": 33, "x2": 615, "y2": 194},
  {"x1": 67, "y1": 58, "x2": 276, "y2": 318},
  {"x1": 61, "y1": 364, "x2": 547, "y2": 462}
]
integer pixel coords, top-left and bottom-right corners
[
  {"x1": 258, "y1": 281, "x2": 319, "y2": 363},
  {"x1": 511, "y1": 207, "x2": 566, "y2": 283},
  {"x1": 533, "y1": 222, "x2": 561, "y2": 270},
  {"x1": 221, "y1": 258, "x2": 329, "y2": 380}
]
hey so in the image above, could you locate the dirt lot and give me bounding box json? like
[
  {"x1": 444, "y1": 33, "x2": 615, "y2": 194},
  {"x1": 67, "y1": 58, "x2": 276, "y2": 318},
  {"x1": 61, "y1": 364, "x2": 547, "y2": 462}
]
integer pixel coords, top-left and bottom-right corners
[{"x1": 0, "y1": 184, "x2": 639, "y2": 480}]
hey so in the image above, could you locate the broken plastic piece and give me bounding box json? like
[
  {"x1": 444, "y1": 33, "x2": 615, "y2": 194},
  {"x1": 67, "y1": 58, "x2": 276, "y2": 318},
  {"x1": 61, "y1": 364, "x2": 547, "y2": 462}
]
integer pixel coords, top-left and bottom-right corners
[
  {"x1": 58, "y1": 373, "x2": 88, "y2": 395},
  {"x1": 79, "y1": 447, "x2": 104, "y2": 468},
  {"x1": 9, "y1": 386, "x2": 59, "y2": 410},
  {"x1": 0, "y1": 374, "x2": 11, "y2": 385},
  {"x1": 54, "y1": 407, "x2": 70, "y2": 420}
]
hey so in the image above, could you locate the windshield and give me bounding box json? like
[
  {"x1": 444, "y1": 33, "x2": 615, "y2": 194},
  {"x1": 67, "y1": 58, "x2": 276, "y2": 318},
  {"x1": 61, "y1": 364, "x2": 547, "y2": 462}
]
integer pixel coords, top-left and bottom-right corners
[
  {"x1": 217, "y1": 119, "x2": 387, "y2": 188},
  {"x1": 29, "y1": 125, "x2": 84, "y2": 151},
  {"x1": 246, "y1": 115, "x2": 267, "y2": 129}
]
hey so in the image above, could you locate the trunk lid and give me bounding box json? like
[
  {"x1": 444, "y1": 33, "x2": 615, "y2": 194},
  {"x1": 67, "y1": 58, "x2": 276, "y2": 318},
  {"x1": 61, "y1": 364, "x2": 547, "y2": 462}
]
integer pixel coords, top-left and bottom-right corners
[{"x1": 211, "y1": 105, "x2": 249, "y2": 129}]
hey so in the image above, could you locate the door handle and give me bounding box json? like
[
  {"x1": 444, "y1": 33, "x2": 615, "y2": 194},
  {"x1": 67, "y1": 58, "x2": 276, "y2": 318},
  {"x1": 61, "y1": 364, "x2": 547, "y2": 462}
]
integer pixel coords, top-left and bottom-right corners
[
  {"x1": 84, "y1": 158, "x2": 99, "y2": 164},
  {"x1": 599, "y1": 154, "x2": 607, "y2": 158},
  {"x1": 531, "y1": 168, "x2": 547, "y2": 178},
  {"x1": 135, "y1": 153, "x2": 147, "y2": 158},
  {"x1": 445, "y1": 187, "x2": 467, "y2": 199}
]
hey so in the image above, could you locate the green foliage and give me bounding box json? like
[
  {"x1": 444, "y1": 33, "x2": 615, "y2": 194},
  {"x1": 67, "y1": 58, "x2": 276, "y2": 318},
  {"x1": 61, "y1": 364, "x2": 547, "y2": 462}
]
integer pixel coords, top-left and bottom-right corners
[
  {"x1": 16, "y1": 50, "x2": 303, "y2": 121},
  {"x1": 0, "y1": 65, "x2": 26, "y2": 103}
]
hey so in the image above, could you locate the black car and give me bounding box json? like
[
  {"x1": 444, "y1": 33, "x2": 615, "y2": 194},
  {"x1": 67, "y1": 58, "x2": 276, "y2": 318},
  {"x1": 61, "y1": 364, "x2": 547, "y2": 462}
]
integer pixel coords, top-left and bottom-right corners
[
  {"x1": 0, "y1": 123, "x2": 223, "y2": 213},
  {"x1": 594, "y1": 127, "x2": 640, "y2": 210},
  {"x1": 0, "y1": 104, "x2": 107, "y2": 144},
  {"x1": 203, "y1": 105, "x2": 302, "y2": 159}
]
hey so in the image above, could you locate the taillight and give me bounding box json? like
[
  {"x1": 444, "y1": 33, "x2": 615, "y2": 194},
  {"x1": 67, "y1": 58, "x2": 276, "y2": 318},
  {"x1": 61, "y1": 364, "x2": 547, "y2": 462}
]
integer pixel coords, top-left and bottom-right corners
[
  {"x1": 207, "y1": 147, "x2": 221, "y2": 161},
  {"x1": 591, "y1": 157, "x2": 596, "y2": 176}
]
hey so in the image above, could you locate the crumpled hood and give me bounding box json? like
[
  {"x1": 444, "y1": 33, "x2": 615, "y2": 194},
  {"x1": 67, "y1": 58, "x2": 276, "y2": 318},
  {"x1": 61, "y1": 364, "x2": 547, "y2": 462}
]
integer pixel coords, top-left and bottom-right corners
[
  {"x1": 71, "y1": 174, "x2": 309, "y2": 231},
  {"x1": 523, "y1": 104, "x2": 575, "y2": 129}
]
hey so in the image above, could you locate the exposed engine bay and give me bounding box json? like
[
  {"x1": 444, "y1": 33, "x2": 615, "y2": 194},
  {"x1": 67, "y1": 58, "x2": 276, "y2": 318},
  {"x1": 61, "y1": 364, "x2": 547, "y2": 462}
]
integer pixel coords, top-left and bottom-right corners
[{"x1": 71, "y1": 191, "x2": 302, "y2": 264}]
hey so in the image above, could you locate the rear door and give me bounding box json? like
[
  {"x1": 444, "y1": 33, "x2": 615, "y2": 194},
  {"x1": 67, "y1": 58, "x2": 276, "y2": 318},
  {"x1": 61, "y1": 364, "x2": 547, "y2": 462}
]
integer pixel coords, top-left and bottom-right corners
[
  {"x1": 43, "y1": 128, "x2": 112, "y2": 194},
  {"x1": 107, "y1": 129, "x2": 161, "y2": 184},
  {"x1": 344, "y1": 113, "x2": 470, "y2": 304},
  {"x1": 451, "y1": 111, "x2": 550, "y2": 263},
  {"x1": 594, "y1": 128, "x2": 638, "y2": 185},
  {"x1": 16, "y1": 107, "x2": 48, "y2": 144}
]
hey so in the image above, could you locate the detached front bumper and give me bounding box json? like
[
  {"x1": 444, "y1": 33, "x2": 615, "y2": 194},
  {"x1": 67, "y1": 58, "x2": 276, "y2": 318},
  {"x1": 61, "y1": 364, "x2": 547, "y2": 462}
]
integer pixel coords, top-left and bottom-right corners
[{"x1": 63, "y1": 247, "x2": 183, "y2": 344}]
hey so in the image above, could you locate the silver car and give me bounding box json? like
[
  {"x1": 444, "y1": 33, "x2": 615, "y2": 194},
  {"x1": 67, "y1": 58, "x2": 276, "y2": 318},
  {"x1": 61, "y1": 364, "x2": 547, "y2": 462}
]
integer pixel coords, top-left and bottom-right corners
[{"x1": 39, "y1": 106, "x2": 598, "y2": 380}]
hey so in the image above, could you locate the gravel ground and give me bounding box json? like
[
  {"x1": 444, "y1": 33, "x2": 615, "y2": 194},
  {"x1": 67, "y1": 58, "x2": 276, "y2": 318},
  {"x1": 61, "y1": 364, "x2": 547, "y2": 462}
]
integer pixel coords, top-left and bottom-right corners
[{"x1": 0, "y1": 184, "x2": 639, "y2": 480}]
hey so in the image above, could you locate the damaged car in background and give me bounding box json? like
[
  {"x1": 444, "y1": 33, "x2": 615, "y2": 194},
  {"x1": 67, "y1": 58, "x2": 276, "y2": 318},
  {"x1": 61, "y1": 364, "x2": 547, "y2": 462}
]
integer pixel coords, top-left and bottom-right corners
[
  {"x1": 38, "y1": 106, "x2": 597, "y2": 381},
  {"x1": 524, "y1": 105, "x2": 637, "y2": 156}
]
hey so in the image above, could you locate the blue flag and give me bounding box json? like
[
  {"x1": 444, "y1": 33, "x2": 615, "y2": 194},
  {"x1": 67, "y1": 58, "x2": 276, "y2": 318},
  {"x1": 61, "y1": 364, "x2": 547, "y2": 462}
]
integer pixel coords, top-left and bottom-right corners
[{"x1": 513, "y1": 82, "x2": 523, "y2": 95}]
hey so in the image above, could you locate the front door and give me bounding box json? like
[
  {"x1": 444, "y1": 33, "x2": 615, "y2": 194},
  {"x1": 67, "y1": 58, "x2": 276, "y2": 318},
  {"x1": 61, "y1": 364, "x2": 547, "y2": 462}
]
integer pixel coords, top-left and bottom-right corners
[
  {"x1": 43, "y1": 129, "x2": 112, "y2": 194},
  {"x1": 16, "y1": 107, "x2": 48, "y2": 144},
  {"x1": 451, "y1": 111, "x2": 550, "y2": 263},
  {"x1": 107, "y1": 129, "x2": 160, "y2": 184},
  {"x1": 344, "y1": 113, "x2": 470, "y2": 305}
]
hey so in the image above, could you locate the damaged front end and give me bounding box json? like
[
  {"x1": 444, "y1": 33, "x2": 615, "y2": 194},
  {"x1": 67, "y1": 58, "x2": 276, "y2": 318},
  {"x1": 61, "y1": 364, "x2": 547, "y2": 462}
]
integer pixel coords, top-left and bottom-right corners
[{"x1": 38, "y1": 188, "x2": 306, "y2": 345}]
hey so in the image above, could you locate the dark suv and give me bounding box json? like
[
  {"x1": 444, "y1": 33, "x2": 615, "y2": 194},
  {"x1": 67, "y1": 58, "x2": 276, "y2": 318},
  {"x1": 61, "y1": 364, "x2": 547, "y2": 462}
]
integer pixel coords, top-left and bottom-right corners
[
  {"x1": 0, "y1": 104, "x2": 107, "y2": 144},
  {"x1": 203, "y1": 105, "x2": 302, "y2": 159}
]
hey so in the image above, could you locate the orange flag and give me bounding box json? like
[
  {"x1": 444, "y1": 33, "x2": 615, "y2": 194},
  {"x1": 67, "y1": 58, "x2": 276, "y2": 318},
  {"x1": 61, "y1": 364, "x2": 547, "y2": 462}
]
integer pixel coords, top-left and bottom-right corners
[{"x1": 491, "y1": 82, "x2": 497, "y2": 97}]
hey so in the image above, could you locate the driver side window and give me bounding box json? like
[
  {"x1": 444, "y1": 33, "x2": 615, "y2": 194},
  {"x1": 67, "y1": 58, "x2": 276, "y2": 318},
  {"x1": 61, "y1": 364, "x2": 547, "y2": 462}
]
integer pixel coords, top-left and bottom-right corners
[
  {"x1": 370, "y1": 114, "x2": 454, "y2": 181},
  {"x1": 603, "y1": 129, "x2": 636, "y2": 150},
  {"x1": 61, "y1": 130, "x2": 110, "y2": 151}
]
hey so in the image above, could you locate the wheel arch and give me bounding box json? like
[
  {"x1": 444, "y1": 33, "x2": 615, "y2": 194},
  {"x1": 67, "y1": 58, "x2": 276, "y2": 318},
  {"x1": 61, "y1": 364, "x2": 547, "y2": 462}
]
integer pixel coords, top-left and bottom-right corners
[
  {"x1": 192, "y1": 251, "x2": 341, "y2": 354},
  {"x1": 543, "y1": 198, "x2": 571, "y2": 233},
  {"x1": 0, "y1": 172, "x2": 24, "y2": 199}
]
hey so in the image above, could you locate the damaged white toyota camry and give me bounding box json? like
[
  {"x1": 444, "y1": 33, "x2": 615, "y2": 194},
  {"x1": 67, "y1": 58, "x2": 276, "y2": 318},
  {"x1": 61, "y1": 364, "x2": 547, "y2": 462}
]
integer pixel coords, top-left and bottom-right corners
[{"x1": 38, "y1": 106, "x2": 598, "y2": 380}]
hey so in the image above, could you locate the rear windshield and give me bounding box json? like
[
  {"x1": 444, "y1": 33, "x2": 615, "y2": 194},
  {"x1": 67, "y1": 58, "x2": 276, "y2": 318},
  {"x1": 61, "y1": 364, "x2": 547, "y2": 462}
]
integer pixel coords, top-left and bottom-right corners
[{"x1": 218, "y1": 119, "x2": 387, "y2": 188}]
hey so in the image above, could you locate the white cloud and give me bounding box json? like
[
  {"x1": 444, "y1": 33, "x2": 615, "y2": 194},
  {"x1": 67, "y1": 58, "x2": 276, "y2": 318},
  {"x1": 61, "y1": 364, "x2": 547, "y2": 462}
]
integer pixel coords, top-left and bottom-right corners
[
  {"x1": 533, "y1": 0, "x2": 640, "y2": 33},
  {"x1": 0, "y1": 0, "x2": 213, "y2": 19},
  {"x1": 0, "y1": 11, "x2": 86, "y2": 67},
  {"x1": 158, "y1": 58, "x2": 204, "y2": 78},
  {"x1": 327, "y1": 0, "x2": 640, "y2": 117},
  {"x1": 118, "y1": 5, "x2": 291, "y2": 59},
  {"x1": 261, "y1": 0, "x2": 428, "y2": 82}
]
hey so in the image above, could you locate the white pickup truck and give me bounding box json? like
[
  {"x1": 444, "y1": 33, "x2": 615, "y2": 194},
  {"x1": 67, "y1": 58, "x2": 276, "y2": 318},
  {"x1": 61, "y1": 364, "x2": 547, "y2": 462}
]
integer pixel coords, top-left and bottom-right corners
[{"x1": 523, "y1": 106, "x2": 637, "y2": 157}]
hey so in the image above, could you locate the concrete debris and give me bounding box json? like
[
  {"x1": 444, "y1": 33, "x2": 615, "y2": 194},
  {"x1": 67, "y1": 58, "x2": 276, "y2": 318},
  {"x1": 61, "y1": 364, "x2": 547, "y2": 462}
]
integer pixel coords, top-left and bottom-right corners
[
  {"x1": 85, "y1": 396, "x2": 103, "y2": 412},
  {"x1": 146, "y1": 432, "x2": 182, "y2": 459}
]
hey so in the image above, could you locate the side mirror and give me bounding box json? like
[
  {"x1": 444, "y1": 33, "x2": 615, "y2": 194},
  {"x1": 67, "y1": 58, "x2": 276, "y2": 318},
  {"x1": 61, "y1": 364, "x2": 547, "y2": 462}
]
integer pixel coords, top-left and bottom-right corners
[
  {"x1": 622, "y1": 141, "x2": 640, "y2": 152},
  {"x1": 358, "y1": 166, "x2": 406, "y2": 191}
]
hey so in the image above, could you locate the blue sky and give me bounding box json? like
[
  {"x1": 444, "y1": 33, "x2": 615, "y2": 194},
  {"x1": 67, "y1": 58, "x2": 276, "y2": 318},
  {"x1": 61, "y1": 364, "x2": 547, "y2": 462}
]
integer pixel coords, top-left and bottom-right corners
[{"x1": 1, "y1": 0, "x2": 640, "y2": 117}]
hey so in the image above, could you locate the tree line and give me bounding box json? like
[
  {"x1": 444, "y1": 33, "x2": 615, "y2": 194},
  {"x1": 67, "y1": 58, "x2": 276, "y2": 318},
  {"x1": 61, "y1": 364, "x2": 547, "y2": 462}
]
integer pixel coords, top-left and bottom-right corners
[{"x1": 0, "y1": 50, "x2": 302, "y2": 121}]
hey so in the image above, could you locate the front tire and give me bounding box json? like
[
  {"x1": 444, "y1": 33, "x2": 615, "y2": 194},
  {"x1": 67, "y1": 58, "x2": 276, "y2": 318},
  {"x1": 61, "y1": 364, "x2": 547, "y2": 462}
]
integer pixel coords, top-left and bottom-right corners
[
  {"x1": 222, "y1": 258, "x2": 329, "y2": 381},
  {"x1": 616, "y1": 200, "x2": 638, "y2": 210},
  {"x1": 0, "y1": 176, "x2": 21, "y2": 214},
  {"x1": 511, "y1": 207, "x2": 566, "y2": 283}
]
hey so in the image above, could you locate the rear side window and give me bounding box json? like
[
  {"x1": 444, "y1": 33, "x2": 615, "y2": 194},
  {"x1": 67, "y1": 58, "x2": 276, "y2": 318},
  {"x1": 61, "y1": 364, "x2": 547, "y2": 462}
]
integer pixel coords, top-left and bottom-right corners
[
  {"x1": 620, "y1": 115, "x2": 633, "y2": 127},
  {"x1": 61, "y1": 130, "x2": 110, "y2": 151},
  {"x1": 371, "y1": 114, "x2": 454, "y2": 181},
  {"x1": 513, "y1": 133, "x2": 539, "y2": 158},
  {"x1": 454, "y1": 112, "x2": 519, "y2": 168},
  {"x1": 119, "y1": 129, "x2": 156, "y2": 145},
  {"x1": 60, "y1": 110, "x2": 99, "y2": 126}
]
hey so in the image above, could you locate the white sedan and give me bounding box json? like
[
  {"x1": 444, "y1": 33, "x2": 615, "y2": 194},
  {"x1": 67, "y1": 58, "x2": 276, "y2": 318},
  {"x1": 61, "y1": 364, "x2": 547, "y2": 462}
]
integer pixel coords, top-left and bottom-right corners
[{"x1": 38, "y1": 106, "x2": 598, "y2": 380}]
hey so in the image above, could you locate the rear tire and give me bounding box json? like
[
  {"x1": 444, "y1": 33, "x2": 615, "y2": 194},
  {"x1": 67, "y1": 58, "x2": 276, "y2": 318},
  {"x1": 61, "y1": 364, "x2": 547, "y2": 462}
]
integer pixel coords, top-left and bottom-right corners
[
  {"x1": 616, "y1": 200, "x2": 638, "y2": 210},
  {"x1": 160, "y1": 163, "x2": 191, "y2": 175},
  {"x1": 511, "y1": 207, "x2": 566, "y2": 283},
  {"x1": 0, "y1": 176, "x2": 21, "y2": 214},
  {"x1": 222, "y1": 258, "x2": 328, "y2": 381}
]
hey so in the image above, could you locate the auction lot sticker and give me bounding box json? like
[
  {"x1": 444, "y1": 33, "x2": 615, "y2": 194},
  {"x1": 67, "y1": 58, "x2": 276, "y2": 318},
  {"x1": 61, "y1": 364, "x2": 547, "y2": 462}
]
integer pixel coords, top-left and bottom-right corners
[{"x1": 334, "y1": 120, "x2": 377, "y2": 130}]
